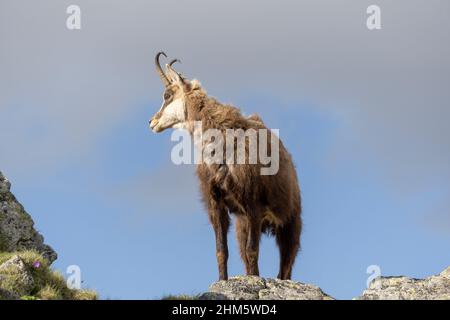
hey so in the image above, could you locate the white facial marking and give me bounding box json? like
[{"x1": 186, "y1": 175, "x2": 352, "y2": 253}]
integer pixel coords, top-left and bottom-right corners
[{"x1": 156, "y1": 97, "x2": 185, "y2": 131}]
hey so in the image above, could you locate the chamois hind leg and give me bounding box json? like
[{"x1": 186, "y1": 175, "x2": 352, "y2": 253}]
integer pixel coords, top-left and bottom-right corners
[
  {"x1": 235, "y1": 217, "x2": 250, "y2": 274},
  {"x1": 209, "y1": 201, "x2": 230, "y2": 281},
  {"x1": 246, "y1": 215, "x2": 263, "y2": 276},
  {"x1": 276, "y1": 214, "x2": 301, "y2": 280}
]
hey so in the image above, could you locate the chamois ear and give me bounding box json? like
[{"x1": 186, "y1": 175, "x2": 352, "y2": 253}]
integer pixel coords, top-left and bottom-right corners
[
  {"x1": 181, "y1": 79, "x2": 202, "y2": 93},
  {"x1": 189, "y1": 79, "x2": 202, "y2": 90},
  {"x1": 165, "y1": 64, "x2": 184, "y2": 84}
]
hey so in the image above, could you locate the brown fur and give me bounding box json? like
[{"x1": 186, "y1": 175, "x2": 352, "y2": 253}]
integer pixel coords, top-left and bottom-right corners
[{"x1": 180, "y1": 85, "x2": 302, "y2": 280}]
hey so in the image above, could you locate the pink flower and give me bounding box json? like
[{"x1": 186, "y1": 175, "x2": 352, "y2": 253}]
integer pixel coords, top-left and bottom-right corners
[{"x1": 33, "y1": 261, "x2": 41, "y2": 269}]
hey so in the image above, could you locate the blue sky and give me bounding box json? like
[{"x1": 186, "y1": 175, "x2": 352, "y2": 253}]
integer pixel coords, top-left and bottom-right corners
[{"x1": 1, "y1": 0, "x2": 449, "y2": 299}]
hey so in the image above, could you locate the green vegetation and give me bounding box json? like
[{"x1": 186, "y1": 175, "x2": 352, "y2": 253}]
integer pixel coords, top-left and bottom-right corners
[{"x1": 0, "y1": 250, "x2": 97, "y2": 300}]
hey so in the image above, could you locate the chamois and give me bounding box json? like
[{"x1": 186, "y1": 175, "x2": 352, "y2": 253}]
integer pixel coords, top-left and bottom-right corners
[{"x1": 149, "y1": 52, "x2": 302, "y2": 280}]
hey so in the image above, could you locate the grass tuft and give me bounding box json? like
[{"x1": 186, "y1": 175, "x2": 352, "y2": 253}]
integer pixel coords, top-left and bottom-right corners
[{"x1": 0, "y1": 250, "x2": 97, "y2": 300}]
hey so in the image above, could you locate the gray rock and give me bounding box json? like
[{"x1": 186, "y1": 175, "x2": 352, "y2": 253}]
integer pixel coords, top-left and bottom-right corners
[
  {"x1": 356, "y1": 266, "x2": 450, "y2": 300},
  {"x1": 200, "y1": 276, "x2": 334, "y2": 300},
  {"x1": 200, "y1": 267, "x2": 450, "y2": 300},
  {"x1": 0, "y1": 172, "x2": 11, "y2": 193},
  {"x1": 260, "y1": 278, "x2": 334, "y2": 300},
  {"x1": 0, "y1": 255, "x2": 34, "y2": 297},
  {"x1": 0, "y1": 171, "x2": 57, "y2": 263}
]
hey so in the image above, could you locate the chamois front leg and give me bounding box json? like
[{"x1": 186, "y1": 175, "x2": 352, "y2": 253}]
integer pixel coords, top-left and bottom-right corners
[{"x1": 209, "y1": 201, "x2": 230, "y2": 281}]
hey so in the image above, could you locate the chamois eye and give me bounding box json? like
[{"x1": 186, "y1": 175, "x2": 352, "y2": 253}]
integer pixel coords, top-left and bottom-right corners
[{"x1": 164, "y1": 93, "x2": 171, "y2": 100}]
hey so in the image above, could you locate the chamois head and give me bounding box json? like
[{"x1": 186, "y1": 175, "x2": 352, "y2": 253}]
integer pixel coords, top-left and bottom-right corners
[{"x1": 149, "y1": 52, "x2": 200, "y2": 133}]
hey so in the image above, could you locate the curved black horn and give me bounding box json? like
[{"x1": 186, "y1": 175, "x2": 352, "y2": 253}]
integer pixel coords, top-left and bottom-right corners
[
  {"x1": 168, "y1": 59, "x2": 184, "y2": 81},
  {"x1": 155, "y1": 51, "x2": 171, "y2": 87},
  {"x1": 169, "y1": 59, "x2": 181, "y2": 67}
]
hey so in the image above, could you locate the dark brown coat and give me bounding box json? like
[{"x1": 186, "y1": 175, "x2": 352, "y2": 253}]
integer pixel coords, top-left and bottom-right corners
[{"x1": 184, "y1": 87, "x2": 302, "y2": 280}]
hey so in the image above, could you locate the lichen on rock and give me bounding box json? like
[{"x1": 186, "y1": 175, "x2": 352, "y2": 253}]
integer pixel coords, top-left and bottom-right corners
[
  {"x1": 199, "y1": 268, "x2": 450, "y2": 300},
  {"x1": 357, "y1": 266, "x2": 450, "y2": 300},
  {"x1": 199, "y1": 276, "x2": 334, "y2": 300}
]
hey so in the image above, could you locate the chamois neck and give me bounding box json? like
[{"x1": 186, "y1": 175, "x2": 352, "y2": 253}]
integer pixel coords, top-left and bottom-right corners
[{"x1": 186, "y1": 91, "x2": 247, "y2": 134}]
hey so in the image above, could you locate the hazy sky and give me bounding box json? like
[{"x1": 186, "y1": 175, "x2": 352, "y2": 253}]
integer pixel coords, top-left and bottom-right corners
[{"x1": 1, "y1": 0, "x2": 449, "y2": 299}]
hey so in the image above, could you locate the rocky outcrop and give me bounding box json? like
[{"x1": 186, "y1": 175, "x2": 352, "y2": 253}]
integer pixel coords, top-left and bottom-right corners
[
  {"x1": 200, "y1": 267, "x2": 450, "y2": 300},
  {"x1": 200, "y1": 276, "x2": 334, "y2": 300},
  {"x1": 0, "y1": 171, "x2": 56, "y2": 263},
  {"x1": 356, "y1": 266, "x2": 450, "y2": 300},
  {"x1": 0, "y1": 171, "x2": 97, "y2": 300}
]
